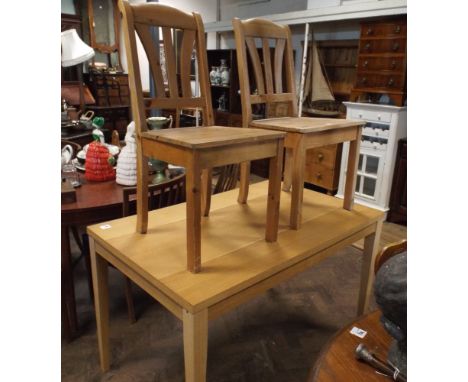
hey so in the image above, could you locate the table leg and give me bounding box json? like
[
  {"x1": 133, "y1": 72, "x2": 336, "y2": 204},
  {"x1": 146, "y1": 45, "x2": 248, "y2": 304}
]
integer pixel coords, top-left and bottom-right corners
[
  {"x1": 89, "y1": 237, "x2": 111, "y2": 371},
  {"x1": 61, "y1": 225, "x2": 78, "y2": 339},
  {"x1": 282, "y1": 148, "x2": 292, "y2": 192},
  {"x1": 237, "y1": 161, "x2": 250, "y2": 204},
  {"x1": 136, "y1": 152, "x2": 150, "y2": 233},
  {"x1": 186, "y1": 156, "x2": 202, "y2": 273},
  {"x1": 343, "y1": 127, "x2": 362, "y2": 211},
  {"x1": 266, "y1": 139, "x2": 284, "y2": 242},
  {"x1": 290, "y1": 137, "x2": 306, "y2": 230},
  {"x1": 183, "y1": 309, "x2": 208, "y2": 382},
  {"x1": 201, "y1": 168, "x2": 212, "y2": 217},
  {"x1": 357, "y1": 219, "x2": 383, "y2": 316}
]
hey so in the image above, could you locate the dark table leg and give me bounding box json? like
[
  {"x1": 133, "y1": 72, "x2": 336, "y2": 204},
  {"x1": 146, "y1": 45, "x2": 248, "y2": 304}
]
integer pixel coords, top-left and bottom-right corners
[{"x1": 61, "y1": 225, "x2": 78, "y2": 339}]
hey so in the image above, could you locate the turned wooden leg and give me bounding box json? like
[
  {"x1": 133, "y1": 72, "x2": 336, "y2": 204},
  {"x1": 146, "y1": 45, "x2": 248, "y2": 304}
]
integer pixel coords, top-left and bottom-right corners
[
  {"x1": 186, "y1": 155, "x2": 202, "y2": 273},
  {"x1": 237, "y1": 161, "x2": 250, "y2": 204},
  {"x1": 89, "y1": 237, "x2": 110, "y2": 371},
  {"x1": 282, "y1": 148, "x2": 292, "y2": 192},
  {"x1": 357, "y1": 219, "x2": 383, "y2": 315},
  {"x1": 290, "y1": 138, "x2": 306, "y2": 230},
  {"x1": 344, "y1": 127, "x2": 362, "y2": 211},
  {"x1": 265, "y1": 139, "x2": 284, "y2": 242},
  {"x1": 183, "y1": 309, "x2": 208, "y2": 382},
  {"x1": 201, "y1": 168, "x2": 212, "y2": 217},
  {"x1": 136, "y1": 151, "x2": 150, "y2": 233}
]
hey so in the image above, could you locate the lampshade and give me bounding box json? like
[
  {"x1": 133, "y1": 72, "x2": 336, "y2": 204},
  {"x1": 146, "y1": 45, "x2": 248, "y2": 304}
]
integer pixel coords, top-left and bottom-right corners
[{"x1": 61, "y1": 29, "x2": 95, "y2": 67}]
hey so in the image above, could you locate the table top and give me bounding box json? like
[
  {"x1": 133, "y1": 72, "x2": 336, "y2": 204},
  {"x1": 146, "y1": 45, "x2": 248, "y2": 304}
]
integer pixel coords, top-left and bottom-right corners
[
  {"x1": 88, "y1": 181, "x2": 383, "y2": 313},
  {"x1": 309, "y1": 310, "x2": 392, "y2": 382},
  {"x1": 140, "y1": 126, "x2": 286, "y2": 149},
  {"x1": 250, "y1": 117, "x2": 365, "y2": 133}
]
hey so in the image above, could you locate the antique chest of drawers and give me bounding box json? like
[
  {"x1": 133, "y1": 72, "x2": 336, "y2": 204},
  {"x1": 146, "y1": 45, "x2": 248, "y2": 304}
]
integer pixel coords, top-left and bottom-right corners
[
  {"x1": 87, "y1": 72, "x2": 130, "y2": 107},
  {"x1": 350, "y1": 17, "x2": 407, "y2": 106}
]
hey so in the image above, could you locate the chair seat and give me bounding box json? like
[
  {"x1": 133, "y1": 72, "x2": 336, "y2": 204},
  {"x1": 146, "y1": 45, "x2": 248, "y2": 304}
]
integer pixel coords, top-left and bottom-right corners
[
  {"x1": 250, "y1": 117, "x2": 364, "y2": 134},
  {"x1": 140, "y1": 126, "x2": 285, "y2": 149}
]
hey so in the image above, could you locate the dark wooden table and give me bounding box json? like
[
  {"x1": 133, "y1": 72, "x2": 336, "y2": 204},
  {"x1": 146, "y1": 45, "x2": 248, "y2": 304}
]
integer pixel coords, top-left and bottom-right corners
[
  {"x1": 309, "y1": 310, "x2": 392, "y2": 382},
  {"x1": 62, "y1": 172, "x2": 125, "y2": 340}
]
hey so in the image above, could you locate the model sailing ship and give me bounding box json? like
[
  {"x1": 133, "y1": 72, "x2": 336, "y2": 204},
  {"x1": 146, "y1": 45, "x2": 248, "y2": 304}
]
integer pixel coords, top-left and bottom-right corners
[{"x1": 302, "y1": 39, "x2": 340, "y2": 117}]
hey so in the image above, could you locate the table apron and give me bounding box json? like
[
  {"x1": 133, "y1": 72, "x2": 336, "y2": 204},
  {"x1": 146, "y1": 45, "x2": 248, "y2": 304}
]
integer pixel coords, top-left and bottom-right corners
[
  {"x1": 207, "y1": 222, "x2": 377, "y2": 320},
  {"x1": 284, "y1": 126, "x2": 360, "y2": 149},
  {"x1": 94, "y1": 241, "x2": 184, "y2": 320}
]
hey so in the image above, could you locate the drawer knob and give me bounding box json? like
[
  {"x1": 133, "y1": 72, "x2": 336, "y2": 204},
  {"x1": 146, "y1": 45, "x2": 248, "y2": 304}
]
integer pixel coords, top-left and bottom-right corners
[
  {"x1": 395, "y1": 25, "x2": 401, "y2": 33},
  {"x1": 317, "y1": 153, "x2": 324, "y2": 161},
  {"x1": 316, "y1": 173, "x2": 322, "y2": 180},
  {"x1": 364, "y1": 42, "x2": 371, "y2": 51},
  {"x1": 388, "y1": 78, "x2": 395, "y2": 86},
  {"x1": 366, "y1": 28, "x2": 373, "y2": 35},
  {"x1": 363, "y1": 60, "x2": 368, "y2": 68},
  {"x1": 392, "y1": 42, "x2": 400, "y2": 51},
  {"x1": 391, "y1": 60, "x2": 397, "y2": 69},
  {"x1": 360, "y1": 77, "x2": 367, "y2": 84}
]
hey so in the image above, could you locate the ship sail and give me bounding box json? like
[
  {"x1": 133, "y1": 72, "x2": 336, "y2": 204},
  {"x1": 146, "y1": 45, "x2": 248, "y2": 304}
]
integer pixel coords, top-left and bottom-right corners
[{"x1": 303, "y1": 38, "x2": 339, "y2": 116}]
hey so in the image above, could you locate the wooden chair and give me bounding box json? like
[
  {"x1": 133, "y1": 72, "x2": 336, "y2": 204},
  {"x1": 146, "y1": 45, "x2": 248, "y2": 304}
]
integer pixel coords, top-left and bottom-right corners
[
  {"x1": 120, "y1": 1, "x2": 286, "y2": 272},
  {"x1": 213, "y1": 164, "x2": 239, "y2": 195},
  {"x1": 374, "y1": 239, "x2": 407, "y2": 274},
  {"x1": 120, "y1": 174, "x2": 186, "y2": 323},
  {"x1": 232, "y1": 17, "x2": 365, "y2": 229}
]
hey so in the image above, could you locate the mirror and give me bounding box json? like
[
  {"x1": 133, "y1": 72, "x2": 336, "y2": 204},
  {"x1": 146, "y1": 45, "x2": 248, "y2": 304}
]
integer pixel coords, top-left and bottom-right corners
[{"x1": 87, "y1": 0, "x2": 121, "y2": 69}]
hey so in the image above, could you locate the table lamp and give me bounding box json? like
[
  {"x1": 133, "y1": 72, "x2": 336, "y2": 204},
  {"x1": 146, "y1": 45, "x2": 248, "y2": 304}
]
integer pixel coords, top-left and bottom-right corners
[{"x1": 61, "y1": 29, "x2": 95, "y2": 113}]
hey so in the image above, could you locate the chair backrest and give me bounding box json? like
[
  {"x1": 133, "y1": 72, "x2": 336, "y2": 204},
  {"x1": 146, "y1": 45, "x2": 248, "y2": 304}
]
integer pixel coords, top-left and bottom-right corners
[
  {"x1": 232, "y1": 17, "x2": 298, "y2": 128},
  {"x1": 213, "y1": 164, "x2": 239, "y2": 194},
  {"x1": 119, "y1": 1, "x2": 214, "y2": 132},
  {"x1": 374, "y1": 239, "x2": 407, "y2": 274},
  {"x1": 122, "y1": 174, "x2": 186, "y2": 217}
]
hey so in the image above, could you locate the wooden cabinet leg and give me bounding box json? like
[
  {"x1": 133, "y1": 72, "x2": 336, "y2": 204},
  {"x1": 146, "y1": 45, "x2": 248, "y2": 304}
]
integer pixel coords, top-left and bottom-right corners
[
  {"x1": 89, "y1": 237, "x2": 111, "y2": 371},
  {"x1": 282, "y1": 148, "x2": 292, "y2": 192},
  {"x1": 344, "y1": 127, "x2": 362, "y2": 211},
  {"x1": 357, "y1": 219, "x2": 383, "y2": 316},
  {"x1": 183, "y1": 309, "x2": 208, "y2": 382},
  {"x1": 290, "y1": 138, "x2": 306, "y2": 230},
  {"x1": 237, "y1": 161, "x2": 250, "y2": 204},
  {"x1": 186, "y1": 157, "x2": 202, "y2": 273},
  {"x1": 265, "y1": 139, "x2": 284, "y2": 242}
]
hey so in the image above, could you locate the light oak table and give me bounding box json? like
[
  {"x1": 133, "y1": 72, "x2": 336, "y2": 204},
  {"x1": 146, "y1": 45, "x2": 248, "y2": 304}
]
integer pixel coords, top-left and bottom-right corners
[
  {"x1": 88, "y1": 181, "x2": 383, "y2": 382},
  {"x1": 140, "y1": 126, "x2": 285, "y2": 273},
  {"x1": 250, "y1": 117, "x2": 365, "y2": 229}
]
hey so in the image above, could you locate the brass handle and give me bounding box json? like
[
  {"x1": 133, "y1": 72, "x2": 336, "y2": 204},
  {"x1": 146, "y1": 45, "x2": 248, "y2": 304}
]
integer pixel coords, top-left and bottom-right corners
[
  {"x1": 395, "y1": 25, "x2": 401, "y2": 33},
  {"x1": 363, "y1": 60, "x2": 369, "y2": 68},
  {"x1": 364, "y1": 42, "x2": 371, "y2": 50},
  {"x1": 361, "y1": 77, "x2": 367, "y2": 84},
  {"x1": 366, "y1": 28, "x2": 373, "y2": 35},
  {"x1": 317, "y1": 153, "x2": 324, "y2": 161},
  {"x1": 388, "y1": 78, "x2": 395, "y2": 86},
  {"x1": 392, "y1": 42, "x2": 400, "y2": 51}
]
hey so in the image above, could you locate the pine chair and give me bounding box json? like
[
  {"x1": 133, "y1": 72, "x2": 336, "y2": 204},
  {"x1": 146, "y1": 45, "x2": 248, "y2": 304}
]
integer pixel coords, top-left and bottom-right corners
[
  {"x1": 232, "y1": 17, "x2": 365, "y2": 229},
  {"x1": 119, "y1": 1, "x2": 286, "y2": 273}
]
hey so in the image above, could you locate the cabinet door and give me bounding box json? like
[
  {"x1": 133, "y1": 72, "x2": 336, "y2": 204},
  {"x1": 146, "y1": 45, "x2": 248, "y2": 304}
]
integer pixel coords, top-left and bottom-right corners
[{"x1": 354, "y1": 151, "x2": 385, "y2": 202}]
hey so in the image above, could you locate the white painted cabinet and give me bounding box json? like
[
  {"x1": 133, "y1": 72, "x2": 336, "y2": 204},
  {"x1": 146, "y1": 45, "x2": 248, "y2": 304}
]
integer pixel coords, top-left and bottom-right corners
[{"x1": 336, "y1": 102, "x2": 407, "y2": 211}]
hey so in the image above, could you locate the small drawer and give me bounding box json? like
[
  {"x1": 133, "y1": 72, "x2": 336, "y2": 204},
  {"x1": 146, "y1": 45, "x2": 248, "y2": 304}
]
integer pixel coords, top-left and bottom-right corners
[
  {"x1": 356, "y1": 73, "x2": 405, "y2": 89},
  {"x1": 304, "y1": 166, "x2": 335, "y2": 189},
  {"x1": 359, "y1": 38, "x2": 406, "y2": 54},
  {"x1": 306, "y1": 145, "x2": 337, "y2": 170},
  {"x1": 349, "y1": 109, "x2": 392, "y2": 123},
  {"x1": 358, "y1": 57, "x2": 406, "y2": 72},
  {"x1": 361, "y1": 22, "x2": 406, "y2": 38}
]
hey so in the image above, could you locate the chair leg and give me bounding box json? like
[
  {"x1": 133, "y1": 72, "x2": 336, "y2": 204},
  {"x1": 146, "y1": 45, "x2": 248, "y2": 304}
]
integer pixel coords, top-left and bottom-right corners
[
  {"x1": 124, "y1": 277, "x2": 137, "y2": 324},
  {"x1": 237, "y1": 161, "x2": 250, "y2": 204},
  {"x1": 71, "y1": 226, "x2": 83, "y2": 253},
  {"x1": 136, "y1": 152, "x2": 150, "y2": 233},
  {"x1": 201, "y1": 168, "x2": 212, "y2": 217},
  {"x1": 82, "y1": 233, "x2": 94, "y2": 302},
  {"x1": 282, "y1": 148, "x2": 293, "y2": 192}
]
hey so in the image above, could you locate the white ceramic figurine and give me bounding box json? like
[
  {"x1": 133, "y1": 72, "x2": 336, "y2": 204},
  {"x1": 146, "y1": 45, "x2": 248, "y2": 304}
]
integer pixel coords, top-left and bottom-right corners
[{"x1": 116, "y1": 121, "x2": 137, "y2": 186}]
